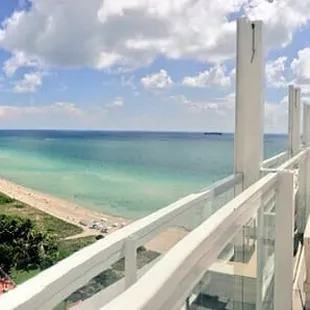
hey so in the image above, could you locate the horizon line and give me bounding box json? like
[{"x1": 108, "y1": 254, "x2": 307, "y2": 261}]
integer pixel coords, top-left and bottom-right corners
[{"x1": 0, "y1": 129, "x2": 288, "y2": 135}]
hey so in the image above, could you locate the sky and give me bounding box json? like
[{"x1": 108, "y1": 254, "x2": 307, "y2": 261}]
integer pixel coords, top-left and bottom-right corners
[{"x1": 0, "y1": 0, "x2": 309, "y2": 132}]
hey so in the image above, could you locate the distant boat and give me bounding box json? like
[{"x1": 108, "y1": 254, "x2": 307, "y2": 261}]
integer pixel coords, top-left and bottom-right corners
[{"x1": 203, "y1": 132, "x2": 223, "y2": 136}]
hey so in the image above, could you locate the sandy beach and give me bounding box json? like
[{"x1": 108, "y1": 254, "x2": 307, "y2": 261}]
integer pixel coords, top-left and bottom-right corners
[
  {"x1": 0, "y1": 177, "x2": 129, "y2": 236},
  {"x1": 0, "y1": 177, "x2": 185, "y2": 253}
]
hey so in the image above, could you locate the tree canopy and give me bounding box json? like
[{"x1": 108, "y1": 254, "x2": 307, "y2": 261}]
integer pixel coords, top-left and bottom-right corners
[{"x1": 0, "y1": 214, "x2": 59, "y2": 273}]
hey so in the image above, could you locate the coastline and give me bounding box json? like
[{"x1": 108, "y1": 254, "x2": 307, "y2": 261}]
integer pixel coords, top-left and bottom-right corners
[
  {"x1": 0, "y1": 177, "x2": 185, "y2": 252},
  {"x1": 0, "y1": 177, "x2": 129, "y2": 235}
]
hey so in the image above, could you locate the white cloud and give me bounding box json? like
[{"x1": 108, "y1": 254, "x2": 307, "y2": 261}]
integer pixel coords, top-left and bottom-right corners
[
  {"x1": 0, "y1": 101, "x2": 156, "y2": 130},
  {"x1": 291, "y1": 48, "x2": 310, "y2": 93},
  {"x1": 13, "y1": 71, "x2": 43, "y2": 93},
  {"x1": 0, "y1": 0, "x2": 309, "y2": 72},
  {"x1": 169, "y1": 94, "x2": 235, "y2": 131},
  {"x1": 59, "y1": 83, "x2": 67, "y2": 92},
  {"x1": 0, "y1": 94, "x2": 293, "y2": 132},
  {"x1": 280, "y1": 94, "x2": 310, "y2": 105},
  {"x1": 171, "y1": 93, "x2": 234, "y2": 113},
  {"x1": 245, "y1": 0, "x2": 310, "y2": 49},
  {"x1": 230, "y1": 68, "x2": 236, "y2": 79},
  {"x1": 18, "y1": 0, "x2": 29, "y2": 10},
  {"x1": 0, "y1": 76, "x2": 3, "y2": 90},
  {"x1": 265, "y1": 56, "x2": 288, "y2": 88},
  {"x1": 0, "y1": 0, "x2": 239, "y2": 69},
  {"x1": 264, "y1": 100, "x2": 288, "y2": 133},
  {"x1": 182, "y1": 65, "x2": 231, "y2": 88},
  {"x1": 3, "y1": 52, "x2": 39, "y2": 77},
  {"x1": 0, "y1": 102, "x2": 81, "y2": 118},
  {"x1": 0, "y1": 102, "x2": 105, "y2": 129},
  {"x1": 171, "y1": 93, "x2": 290, "y2": 133},
  {"x1": 120, "y1": 76, "x2": 136, "y2": 90},
  {"x1": 108, "y1": 97, "x2": 124, "y2": 107},
  {"x1": 301, "y1": 96, "x2": 310, "y2": 104},
  {"x1": 141, "y1": 69, "x2": 173, "y2": 89}
]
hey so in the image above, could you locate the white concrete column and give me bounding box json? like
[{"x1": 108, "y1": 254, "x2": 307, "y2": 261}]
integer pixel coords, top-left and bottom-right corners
[
  {"x1": 296, "y1": 101, "x2": 308, "y2": 233},
  {"x1": 305, "y1": 149, "x2": 310, "y2": 228},
  {"x1": 298, "y1": 157, "x2": 307, "y2": 232},
  {"x1": 304, "y1": 218, "x2": 310, "y2": 309},
  {"x1": 288, "y1": 86, "x2": 301, "y2": 157},
  {"x1": 274, "y1": 171, "x2": 295, "y2": 310},
  {"x1": 303, "y1": 104, "x2": 310, "y2": 146},
  {"x1": 234, "y1": 18, "x2": 264, "y2": 192},
  {"x1": 303, "y1": 104, "x2": 310, "y2": 226},
  {"x1": 233, "y1": 17, "x2": 264, "y2": 310}
]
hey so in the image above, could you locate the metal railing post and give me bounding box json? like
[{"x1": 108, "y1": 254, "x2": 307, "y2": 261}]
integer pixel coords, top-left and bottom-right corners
[
  {"x1": 124, "y1": 236, "x2": 137, "y2": 288},
  {"x1": 274, "y1": 171, "x2": 295, "y2": 310}
]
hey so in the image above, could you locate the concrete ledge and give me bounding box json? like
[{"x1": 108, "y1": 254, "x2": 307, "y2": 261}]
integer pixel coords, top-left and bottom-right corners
[
  {"x1": 303, "y1": 216, "x2": 310, "y2": 309},
  {"x1": 293, "y1": 244, "x2": 305, "y2": 310}
]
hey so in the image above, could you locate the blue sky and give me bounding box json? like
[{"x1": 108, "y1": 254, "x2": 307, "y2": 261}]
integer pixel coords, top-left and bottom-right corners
[{"x1": 0, "y1": 0, "x2": 309, "y2": 132}]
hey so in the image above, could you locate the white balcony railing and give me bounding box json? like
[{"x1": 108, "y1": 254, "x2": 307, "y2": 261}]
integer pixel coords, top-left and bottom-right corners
[
  {"x1": 0, "y1": 174, "x2": 241, "y2": 310},
  {"x1": 262, "y1": 151, "x2": 288, "y2": 169},
  {"x1": 99, "y1": 148, "x2": 308, "y2": 310},
  {"x1": 101, "y1": 171, "x2": 294, "y2": 310},
  {"x1": 1, "y1": 148, "x2": 308, "y2": 310}
]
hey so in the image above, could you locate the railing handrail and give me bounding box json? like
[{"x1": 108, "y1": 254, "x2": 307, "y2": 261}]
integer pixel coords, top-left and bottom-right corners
[
  {"x1": 262, "y1": 151, "x2": 288, "y2": 168},
  {"x1": 262, "y1": 148, "x2": 308, "y2": 171},
  {"x1": 101, "y1": 173, "x2": 278, "y2": 310},
  {"x1": 0, "y1": 173, "x2": 242, "y2": 310},
  {"x1": 277, "y1": 149, "x2": 307, "y2": 170}
]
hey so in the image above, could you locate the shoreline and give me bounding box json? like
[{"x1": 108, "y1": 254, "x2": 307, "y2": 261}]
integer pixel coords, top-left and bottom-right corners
[
  {"x1": 0, "y1": 177, "x2": 130, "y2": 235},
  {"x1": 0, "y1": 177, "x2": 186, "y2": 252}
]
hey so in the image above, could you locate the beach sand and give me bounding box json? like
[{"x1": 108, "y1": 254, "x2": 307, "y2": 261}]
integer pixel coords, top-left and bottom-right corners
[
  {"x1": 0, "y1": 177, "x2": 185, "y2": 253},
  {"x1": 0, "y1": 177, "x2": 128, "y2": 236}
]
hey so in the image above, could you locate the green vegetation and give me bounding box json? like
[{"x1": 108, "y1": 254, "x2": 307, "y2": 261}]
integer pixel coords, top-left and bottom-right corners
[
  {"x1": 0, "y1": 192, "x2": 85, "y2": 283},
  {"x1": 0, "y1": 192, "x2": 161, "y2": 310},
  {"x1": 40, "y1": 215, "x2": 82, "y2": 238},
  {"x1": 10, "y1": 267, "x2": 41, "y2": 285},
  {"x1": 58, "y1": 236, "x2": 98, "y2": 261},
  {"x1": 0, "y1": 199, "x2": 82, "y2": 238},
  {"x1": 0, "y1": 195, "x2": 15, "y2": 204},
  {"x1": 0, "y1": 214, "x2": 59, "y2": 274}
]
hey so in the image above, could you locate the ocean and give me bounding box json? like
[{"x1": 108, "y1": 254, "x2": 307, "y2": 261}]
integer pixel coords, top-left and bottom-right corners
[{"x1": 0, "y1": 131, "x2": 287, "y2": 219}]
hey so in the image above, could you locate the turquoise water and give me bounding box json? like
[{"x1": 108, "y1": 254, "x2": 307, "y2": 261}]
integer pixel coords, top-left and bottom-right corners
[{"x1": 0, "y1": 131, "x2": 287, "y2": 219}]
